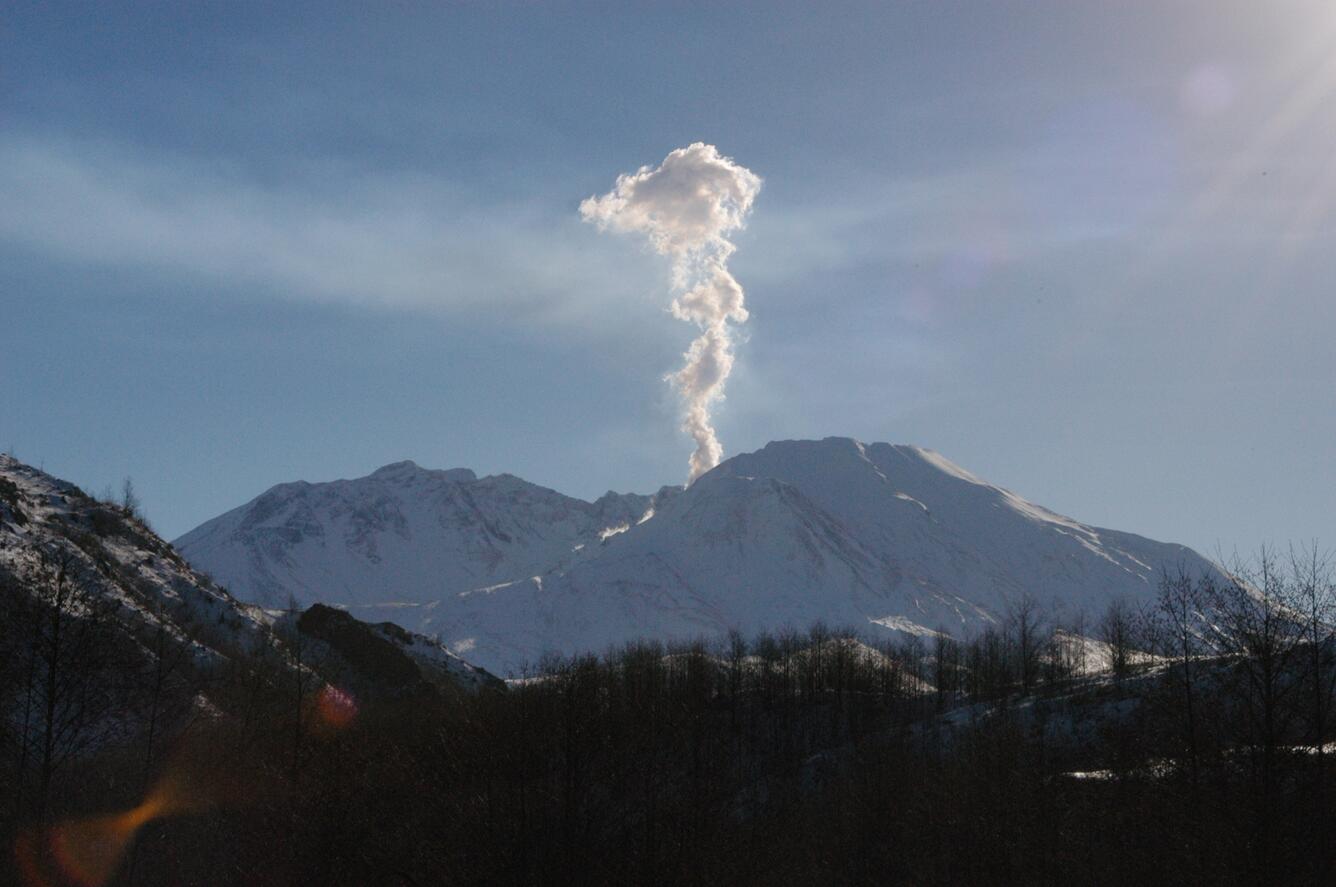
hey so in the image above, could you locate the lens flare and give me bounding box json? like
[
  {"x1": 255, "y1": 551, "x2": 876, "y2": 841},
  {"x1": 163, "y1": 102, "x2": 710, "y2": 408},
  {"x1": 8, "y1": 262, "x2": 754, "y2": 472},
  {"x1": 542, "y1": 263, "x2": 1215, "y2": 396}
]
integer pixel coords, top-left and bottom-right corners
[
  {"x1": 315, "y1": 684, "x2": 358, "y2": 730},
  {"x1": 15, "y1": 768, "x2": 204, "y2": 887}
]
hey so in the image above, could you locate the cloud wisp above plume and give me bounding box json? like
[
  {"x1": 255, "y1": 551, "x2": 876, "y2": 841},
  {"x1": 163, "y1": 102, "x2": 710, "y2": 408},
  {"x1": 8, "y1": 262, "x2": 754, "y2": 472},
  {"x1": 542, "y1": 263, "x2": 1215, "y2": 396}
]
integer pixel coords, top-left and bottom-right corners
[{"x1": 581, "y1": 143, "x2": 761, "y2": 481}]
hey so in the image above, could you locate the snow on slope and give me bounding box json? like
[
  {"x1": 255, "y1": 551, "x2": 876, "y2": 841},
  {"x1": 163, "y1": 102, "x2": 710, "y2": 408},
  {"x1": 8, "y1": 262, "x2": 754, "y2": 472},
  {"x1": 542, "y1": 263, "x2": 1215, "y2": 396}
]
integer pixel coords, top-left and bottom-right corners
[
  {"x1": 0, "y1": 453, "x2": 276, "y2": 670},
  {"x1": 711, "y1": 438, "x2": 1206, "y2": 619},
  {"x1": 175, "y1": 460, "x2": 653, "y2": 609},
  {"x1": 0, "y1": 454, "x2": 491, "y2": 696},
  {"x1": 175, "y1": 439, "x2": 1226, "y2": 676}
]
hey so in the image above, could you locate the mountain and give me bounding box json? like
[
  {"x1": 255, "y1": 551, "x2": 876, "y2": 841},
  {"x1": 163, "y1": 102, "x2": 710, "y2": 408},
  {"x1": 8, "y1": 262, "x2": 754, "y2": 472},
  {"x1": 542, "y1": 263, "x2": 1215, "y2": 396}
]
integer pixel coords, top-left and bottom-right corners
[
  {"x1": 1, "y1": 454, "x2": 274, "y2": 674},
  {"x1": 175, "y1": 439, "x2": 1226, "y2": 676},
  {"x1": 174, "y1": 459, "x2": 657, "y2": 610},
  {"x1": 0, "y1": 454, "x2": 491, "y2": 705}
]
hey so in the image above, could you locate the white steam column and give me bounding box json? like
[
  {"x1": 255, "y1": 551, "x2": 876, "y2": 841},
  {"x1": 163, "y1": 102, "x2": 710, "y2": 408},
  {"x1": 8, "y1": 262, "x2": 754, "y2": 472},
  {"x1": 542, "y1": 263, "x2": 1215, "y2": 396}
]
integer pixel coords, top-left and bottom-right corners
[{"x1": 580, "y1": 143, "x2": 761, "y2": 482}]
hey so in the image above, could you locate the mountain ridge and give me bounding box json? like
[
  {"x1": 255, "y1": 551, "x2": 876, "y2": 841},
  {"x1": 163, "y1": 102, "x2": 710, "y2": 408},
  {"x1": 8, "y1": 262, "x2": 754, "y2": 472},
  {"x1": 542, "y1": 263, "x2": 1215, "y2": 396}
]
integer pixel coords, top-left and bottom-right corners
[
  {"x1": 0, "y1": 453, "x2": 494, "y2": 698},
  {"x1": 173, "y1": 438, "x2": 1227, "y2": 675}
]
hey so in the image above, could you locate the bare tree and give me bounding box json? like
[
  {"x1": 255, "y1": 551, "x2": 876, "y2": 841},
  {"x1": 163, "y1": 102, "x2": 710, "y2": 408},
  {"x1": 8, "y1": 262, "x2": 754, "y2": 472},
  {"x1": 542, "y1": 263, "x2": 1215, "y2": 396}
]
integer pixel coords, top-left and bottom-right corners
[
  {"x1": 1100, "y1": 597, "x2": 1136, "y2": 683},
  {"x1": 121, "y1": 475, "x2": 141, "y2": 519},
  {"x1": 1151, "y1": 566, "x2": 1207, "y2": 793},
  {"x1": 724, "y1": 628, "x2": 746, "y2": 731},
  {"x1": 1009, "y1": 593, "x2": 1045, "y2": 694},
  {"x1": 932, "y1": 630, "x2": 959, "y2": 707},
  {"x1": 1203, "y1": 549, "x2": 1310, "y2": 876},
  {"x1": 1207, "y1": 551, "x2": 1306, "y2": 766},
  {"x1": 124, "y1": 603, "x2": 205, "y2": 882},
  {"x1": 1066, "y1": 607, "x2": 1090, "y2": 682},
  {"x1": 0, "y1": 566, "x2": 31, "y2": 830},
  {"x1": 13, "y1": 546, "x2": 127, "y2": 829},
  {"x1": 1289, "y1": 544, "x2": 1335, "y2": 759}
]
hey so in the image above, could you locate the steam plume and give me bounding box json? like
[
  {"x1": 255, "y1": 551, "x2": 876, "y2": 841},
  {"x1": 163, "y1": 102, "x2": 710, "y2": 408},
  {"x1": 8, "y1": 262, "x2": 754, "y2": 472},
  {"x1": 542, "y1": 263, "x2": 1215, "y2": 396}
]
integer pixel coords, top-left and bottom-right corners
[{"x1": 581, "y1": 143, "x2": 761, "y2": 481}]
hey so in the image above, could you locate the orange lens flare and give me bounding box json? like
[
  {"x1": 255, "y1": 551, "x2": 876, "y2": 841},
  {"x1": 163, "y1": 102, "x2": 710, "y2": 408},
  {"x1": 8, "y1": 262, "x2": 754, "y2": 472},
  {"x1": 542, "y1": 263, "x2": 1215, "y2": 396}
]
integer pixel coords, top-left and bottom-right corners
[
  {"x1": 16, "y1": 770, "x2": 203, "y2": 887},
  {"x1": 15, "y1": 688, "x2": 351, "y2": 885},
  {"x1": 316, "y1": 684, "x2": 358, "y2": 730}
]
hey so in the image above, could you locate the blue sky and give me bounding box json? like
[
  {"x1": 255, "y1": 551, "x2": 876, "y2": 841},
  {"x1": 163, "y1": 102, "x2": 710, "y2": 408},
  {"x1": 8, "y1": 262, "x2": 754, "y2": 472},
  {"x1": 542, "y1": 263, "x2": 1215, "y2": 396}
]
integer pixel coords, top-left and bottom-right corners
[{"x1": 3, "y1": 1, "x2": 1334, "y2": 556}]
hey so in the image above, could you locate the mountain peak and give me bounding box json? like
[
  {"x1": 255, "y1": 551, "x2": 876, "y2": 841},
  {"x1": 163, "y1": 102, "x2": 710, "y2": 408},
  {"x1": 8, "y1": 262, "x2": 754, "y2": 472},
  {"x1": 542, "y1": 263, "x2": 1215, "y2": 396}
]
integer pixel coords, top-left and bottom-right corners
[
  {"x1": 369, "y1": 460, "x2": 477, "y2": 484},
  {"x1": 711, "y1": 438, "x2": 985, "y2": 490},
  {"x1": 372, "y1": 459, "x2": 420, "y2": 475}
]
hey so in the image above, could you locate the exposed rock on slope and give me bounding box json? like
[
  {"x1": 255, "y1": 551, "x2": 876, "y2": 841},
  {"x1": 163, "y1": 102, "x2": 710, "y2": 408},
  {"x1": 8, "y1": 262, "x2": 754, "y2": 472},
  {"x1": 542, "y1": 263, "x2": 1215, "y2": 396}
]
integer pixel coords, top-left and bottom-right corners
[{"x1": 296, "y1": 603, "x2": 500, "y2": 694}]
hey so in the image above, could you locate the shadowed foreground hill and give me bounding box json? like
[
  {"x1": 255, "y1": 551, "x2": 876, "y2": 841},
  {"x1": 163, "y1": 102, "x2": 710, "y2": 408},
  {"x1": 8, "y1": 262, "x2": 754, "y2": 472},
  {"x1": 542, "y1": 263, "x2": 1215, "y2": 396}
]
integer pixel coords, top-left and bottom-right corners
[{"x1": 0, "y1": 453, "x2": 499, "y2": 886}]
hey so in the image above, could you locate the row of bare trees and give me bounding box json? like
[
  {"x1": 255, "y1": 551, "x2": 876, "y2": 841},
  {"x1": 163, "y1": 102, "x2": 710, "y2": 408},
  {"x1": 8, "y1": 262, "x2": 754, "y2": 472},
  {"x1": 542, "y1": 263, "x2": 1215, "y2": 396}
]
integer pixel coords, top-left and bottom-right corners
[
  {"x1": 189, "y1": 556, "x2": 1336, "y2": 885},
  {"x1": 0, "y1": 548, "x2": 132, "y2": 832},
  {"x1": 4, "y1": 541, "x2": 1335, "y2": 884},
  {"x1": 0, "y1": 542, "x2": 235, "y2": 883},
  {"x1": 1140, "y1": 547, "x2": 1336, "y2": 880}
]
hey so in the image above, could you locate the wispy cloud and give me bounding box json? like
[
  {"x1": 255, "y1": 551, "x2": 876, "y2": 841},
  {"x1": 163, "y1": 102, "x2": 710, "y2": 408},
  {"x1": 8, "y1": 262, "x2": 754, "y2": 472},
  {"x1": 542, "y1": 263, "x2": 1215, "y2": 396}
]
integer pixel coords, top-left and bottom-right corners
[{"x1": 0, "y1": 133, "x2": 661, "y2": 327}]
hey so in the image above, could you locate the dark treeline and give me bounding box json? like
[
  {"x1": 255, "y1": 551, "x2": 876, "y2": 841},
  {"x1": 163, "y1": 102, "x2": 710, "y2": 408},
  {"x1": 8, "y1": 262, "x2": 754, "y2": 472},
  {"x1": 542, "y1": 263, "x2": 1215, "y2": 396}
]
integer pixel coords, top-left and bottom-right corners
[{"x1": 3, "y1": 549, "x2": 1336, "y2": 885}]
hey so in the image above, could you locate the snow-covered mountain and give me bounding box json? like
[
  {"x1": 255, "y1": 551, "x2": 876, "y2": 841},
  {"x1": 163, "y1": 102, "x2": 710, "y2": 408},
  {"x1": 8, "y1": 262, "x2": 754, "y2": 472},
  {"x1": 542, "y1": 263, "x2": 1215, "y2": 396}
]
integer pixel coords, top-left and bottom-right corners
[
  {"x1": 1, "y1": 454, "x2": 275, "y2": 671},
  {"x1": 176, "y1": 439, "x2": 1226, "y2": 675},
  {"x1": 0, "y1": 454, "x2": 490, "y2": 699},
  {"x1": 175, "y1": 459, "x2": 658, "y2": 609}
]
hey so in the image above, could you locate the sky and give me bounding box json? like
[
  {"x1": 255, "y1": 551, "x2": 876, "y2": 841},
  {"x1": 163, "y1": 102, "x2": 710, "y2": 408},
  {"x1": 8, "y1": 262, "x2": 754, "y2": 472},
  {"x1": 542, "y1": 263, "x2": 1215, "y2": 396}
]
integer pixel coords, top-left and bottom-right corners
[{"x1": 2, "y1": 1, "x2": 1334, "y2": 557}]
